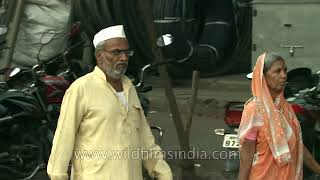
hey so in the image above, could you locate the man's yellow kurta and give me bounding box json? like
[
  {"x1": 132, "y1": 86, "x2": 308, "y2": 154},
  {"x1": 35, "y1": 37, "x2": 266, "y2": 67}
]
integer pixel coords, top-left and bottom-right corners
[{"x1": 47, "y1": 67, "x2": 172, "y2": 180}]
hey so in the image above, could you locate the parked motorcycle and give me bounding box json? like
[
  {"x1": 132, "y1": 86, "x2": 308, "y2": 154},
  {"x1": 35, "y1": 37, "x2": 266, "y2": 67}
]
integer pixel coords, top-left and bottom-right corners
[
  {"x1": 0, "y1": 30, "x2": 79, "y2": 179},
  {"x1": 0, "y1": 79, "x2": 47, "y2": 180},
  {"x1": 6, "y1": 31, "x2": 74, "y2": 140},
  {"x1": 214, "y1": 67, "x2": 320, "y2": 179}
]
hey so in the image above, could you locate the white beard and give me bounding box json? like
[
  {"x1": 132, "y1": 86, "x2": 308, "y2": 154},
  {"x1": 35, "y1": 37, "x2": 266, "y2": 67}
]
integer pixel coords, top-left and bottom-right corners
[{"x1": 103, "y1": 60, "x2": 128, "y2": 80}]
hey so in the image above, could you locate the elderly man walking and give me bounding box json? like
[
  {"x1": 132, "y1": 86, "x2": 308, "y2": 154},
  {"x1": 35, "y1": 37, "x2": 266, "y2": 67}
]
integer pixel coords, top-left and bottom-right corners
[{"x1": 47, "y1": 25, "x2": 172, "y2": 180}]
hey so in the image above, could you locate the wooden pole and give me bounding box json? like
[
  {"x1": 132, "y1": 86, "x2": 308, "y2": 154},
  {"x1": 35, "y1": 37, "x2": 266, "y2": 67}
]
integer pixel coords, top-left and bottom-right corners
[
  {"x1": 185, "y1": 70, "x2": 200, "y2": 136},
  {"x1": 135, "y1": 0, "x2": 198, "y2": 178},
  {"x1": 135, "y1": 0, "x2": 187, "y2": 150},
  {"x1": 0, "y1": 0, "x2": 26, "y2": 81}
]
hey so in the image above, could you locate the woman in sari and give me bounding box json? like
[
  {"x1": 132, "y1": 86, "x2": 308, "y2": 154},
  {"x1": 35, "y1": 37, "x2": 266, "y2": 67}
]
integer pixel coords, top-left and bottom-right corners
[{"x1": 238, "y1": 52, "x2": 320, "y2": 180}]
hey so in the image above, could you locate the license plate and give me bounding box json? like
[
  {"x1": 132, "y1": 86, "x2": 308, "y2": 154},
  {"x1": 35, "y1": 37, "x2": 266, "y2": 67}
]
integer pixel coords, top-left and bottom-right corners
[{"x1": 223, "y1": 134, "x2": 240, "y2": 148}]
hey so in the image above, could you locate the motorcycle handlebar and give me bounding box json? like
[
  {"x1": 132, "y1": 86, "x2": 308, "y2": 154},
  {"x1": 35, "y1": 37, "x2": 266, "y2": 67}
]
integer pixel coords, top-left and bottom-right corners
[
  {"x1": 0, "y1": 112, "x2": 29, "y2": 124},
  {"x1": 150, "y1": 126, "x2": 163, "y2": 145},
  {"x1": 135, "y1": 58, "x2": 181, "y2": 90}
]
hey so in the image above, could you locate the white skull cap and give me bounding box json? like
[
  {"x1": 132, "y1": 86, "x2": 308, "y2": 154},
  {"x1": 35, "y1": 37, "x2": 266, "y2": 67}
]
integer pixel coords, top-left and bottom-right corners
[{"x1": 93, "y1": 25, "x2": 126, "y2": 48}]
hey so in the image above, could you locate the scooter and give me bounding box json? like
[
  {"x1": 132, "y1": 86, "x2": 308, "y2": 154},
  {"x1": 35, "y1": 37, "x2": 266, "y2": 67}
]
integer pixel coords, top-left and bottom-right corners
[{"x1": 214, "y1": 68, "x2": 320, "y2": 179}]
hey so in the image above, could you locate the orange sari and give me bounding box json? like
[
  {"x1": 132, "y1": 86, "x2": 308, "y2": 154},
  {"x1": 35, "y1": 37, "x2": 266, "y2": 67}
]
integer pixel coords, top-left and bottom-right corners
[{"x1": 238, "y1": 53, "x2": 303, "y2": 180}]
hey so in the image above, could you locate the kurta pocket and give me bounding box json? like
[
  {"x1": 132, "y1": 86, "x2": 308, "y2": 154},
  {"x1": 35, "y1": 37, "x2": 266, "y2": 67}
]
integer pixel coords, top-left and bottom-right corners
[
  {"x1": 122, "y1": 105, "x2": 143, "y2": 148},
  {"x1": 127, "y1": 105, "x2": 142, "y2": 128}
]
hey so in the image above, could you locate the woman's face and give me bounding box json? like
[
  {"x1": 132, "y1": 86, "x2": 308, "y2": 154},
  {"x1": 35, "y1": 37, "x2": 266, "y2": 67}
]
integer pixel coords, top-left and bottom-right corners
[{"x1": 264, "y1": 59, "x2": 287, "y2": 97}]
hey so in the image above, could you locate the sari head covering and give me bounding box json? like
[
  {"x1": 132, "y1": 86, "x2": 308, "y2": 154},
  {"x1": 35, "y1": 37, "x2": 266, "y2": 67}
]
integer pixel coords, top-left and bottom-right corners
[{"x1": 238, "y1": 52, "x2": 303, "y2": 177}]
